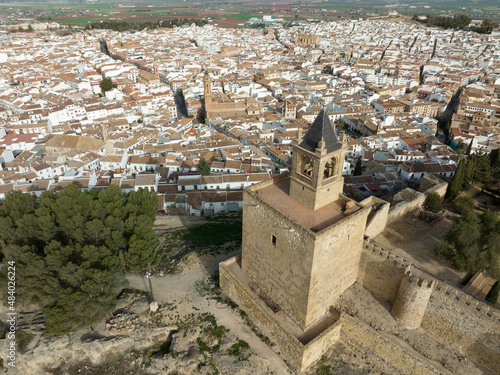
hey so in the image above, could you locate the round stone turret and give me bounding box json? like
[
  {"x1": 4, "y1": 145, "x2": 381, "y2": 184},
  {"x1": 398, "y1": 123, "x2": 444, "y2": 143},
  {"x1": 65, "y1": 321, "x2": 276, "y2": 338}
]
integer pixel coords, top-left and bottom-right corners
[{"x1": 392, "y1": 265, "x2": 436, "y2": 329}]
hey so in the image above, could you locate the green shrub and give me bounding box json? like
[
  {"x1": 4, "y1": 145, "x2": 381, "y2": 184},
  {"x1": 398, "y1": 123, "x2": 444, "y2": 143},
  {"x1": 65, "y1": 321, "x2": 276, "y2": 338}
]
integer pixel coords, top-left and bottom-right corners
[
  {"x1": 196, "y1": 337, "x2": 209, "y2": 352},
  {"x1": 227, "y1": 339, "x2": 250, "y2": 357},
  {"x1": 17, "y1": 331, "x2": 35, "y2": 353},
  {"x1": 316, "y1": 356, "x2": 333, "y2": 375},
  {"x1": 453, "y1": 195, "x2": 475, "y2": 214},
  {"x1": 425, "y1": 192, "x2": 443, "y2": 213},
  {"x1": 486, "y1": 281, "x2": 500, "y2": 305}
]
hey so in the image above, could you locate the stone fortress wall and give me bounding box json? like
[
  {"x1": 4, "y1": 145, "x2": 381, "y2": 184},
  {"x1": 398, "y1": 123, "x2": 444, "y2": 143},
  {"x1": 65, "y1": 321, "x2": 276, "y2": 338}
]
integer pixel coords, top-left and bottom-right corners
[
  {"x1": 220, "y1": 256, "x2": 343, "y2": 373},
  {"x1": 340, "y1": 314, "x2": 439, "y2": 375},
  {"x1": 357, "y1": 240, "x2": 500, "y2": 374},
  {"x1": 355, "y1": 174, "x2": 499, "y2": 373},
  {"x1": 362, "y1": 174, "x2": 448, "y2": 237},
  {"x1": 221, "y1": 163, "x2": 500, "y2": 373}
]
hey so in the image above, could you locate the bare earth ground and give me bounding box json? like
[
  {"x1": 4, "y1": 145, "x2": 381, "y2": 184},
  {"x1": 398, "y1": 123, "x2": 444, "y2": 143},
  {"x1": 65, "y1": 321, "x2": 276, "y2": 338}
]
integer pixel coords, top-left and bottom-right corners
[
  {"x1": 153, "y1": 215, "x2": 207, "y2": 231},
  {"x1": 373, "y1": 215, "x2": 467, "y2": 285},
  {"x1": 126, "y1": 250, "x2": 293, "y2": 375},
  {"x1": 125, "y1": 251, "x2": 401, "y2": 375}
]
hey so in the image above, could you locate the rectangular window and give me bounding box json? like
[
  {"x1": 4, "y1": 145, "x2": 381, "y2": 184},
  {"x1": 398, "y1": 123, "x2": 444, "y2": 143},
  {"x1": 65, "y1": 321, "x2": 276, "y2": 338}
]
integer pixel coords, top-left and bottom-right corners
[{"x1": 272, "y1": 235, "x2": 276, "y2": 246}]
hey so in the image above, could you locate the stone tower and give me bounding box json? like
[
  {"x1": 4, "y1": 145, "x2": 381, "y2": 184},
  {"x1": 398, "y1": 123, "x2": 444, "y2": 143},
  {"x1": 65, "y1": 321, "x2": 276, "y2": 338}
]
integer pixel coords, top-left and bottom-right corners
[
  {"x1": 203, "y1": 69, "x2": 212, "y2": 104},
  {"x1": 392, "y1": 265, "x2": 436, "y2": 329},
  {"x1": 220, "y1": 109, "x2": 371, "y2": 372},
  {"x1": 153, "y1": 59, "x2": 159, "y2": 78},
  {"x1": 284, "y1": 98, "x2": 296, "y2": 119},
  {"x1": 100, "y1": 123, "x2": 109, "y2": 142},
  {"x1": 289, "y1": 108, "x2": 346, "y2": 210}
]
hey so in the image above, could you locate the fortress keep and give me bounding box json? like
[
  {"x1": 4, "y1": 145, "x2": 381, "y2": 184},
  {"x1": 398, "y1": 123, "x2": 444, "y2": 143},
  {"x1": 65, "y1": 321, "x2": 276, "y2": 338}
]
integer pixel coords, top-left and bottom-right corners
[
  {"x1": 220, "y1": 109, "x2": 371, "y2": 371},
  {"x1": 220, "y1": 110, "x2": 500, "y2": 374}
]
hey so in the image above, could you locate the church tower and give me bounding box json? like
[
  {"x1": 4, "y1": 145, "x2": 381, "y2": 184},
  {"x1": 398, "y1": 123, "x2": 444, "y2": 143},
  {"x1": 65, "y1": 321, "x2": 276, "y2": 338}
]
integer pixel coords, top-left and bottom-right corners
[
  {"x1": 220, "y1": 109, "x2": 371, "y2": 372},
  {"x1": 153, "y1": 59, "x2": 159, "y2": 78},
  {"x1": 289, "y1": 108, "x2": 347, "y2": 210},
  {"x1": 284, "y1": 98, "x2": 296, "y2": 119},
  {"x1": 203, "y1": 69, "x2": 212, "y2": 104},
  {"x1": 100, "y1": 123, "x2": 109, "y2": 142}
]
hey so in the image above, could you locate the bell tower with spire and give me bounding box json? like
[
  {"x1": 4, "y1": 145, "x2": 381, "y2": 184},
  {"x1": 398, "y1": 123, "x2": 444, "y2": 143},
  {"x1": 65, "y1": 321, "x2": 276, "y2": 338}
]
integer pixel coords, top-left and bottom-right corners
[
  {"x1": 203, "y1": 69, "x2": 212, "y2": 104},
  {"x1": 153, "y1": 59, "x2": 159, "y2": 78},
  {"x1": 289, "y1": 108, "x2": 347, "y2": 210}
]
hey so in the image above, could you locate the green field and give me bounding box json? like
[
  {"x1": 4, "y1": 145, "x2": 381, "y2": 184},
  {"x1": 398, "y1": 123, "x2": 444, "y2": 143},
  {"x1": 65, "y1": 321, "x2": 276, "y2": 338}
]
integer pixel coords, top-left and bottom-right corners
[
  {"x1": 0, "y1": 0, "x2": 498, "y2": 26},
  {"x1": 57, "y1": 17, "x2": 102, "y2": 24},
  {"x1": 232, "y1": 12, "x2": 260, "y2": 20}
]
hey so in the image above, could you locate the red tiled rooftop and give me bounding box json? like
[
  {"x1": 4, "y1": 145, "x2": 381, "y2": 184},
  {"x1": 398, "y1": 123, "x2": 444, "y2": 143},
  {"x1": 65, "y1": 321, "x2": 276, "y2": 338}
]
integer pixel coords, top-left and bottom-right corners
[{"x1": 257, "y1": 178, "x2": 346, "y2": 232}]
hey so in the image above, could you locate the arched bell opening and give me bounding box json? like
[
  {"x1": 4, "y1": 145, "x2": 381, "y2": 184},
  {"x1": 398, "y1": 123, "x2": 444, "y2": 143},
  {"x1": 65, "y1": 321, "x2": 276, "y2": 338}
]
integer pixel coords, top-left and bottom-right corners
[
  {"x1": 302, "y1": 155, "x2": 313, "y2": 177},
  {"x1": 323, "y1": 156, "x2": 338, "y2": 183}
]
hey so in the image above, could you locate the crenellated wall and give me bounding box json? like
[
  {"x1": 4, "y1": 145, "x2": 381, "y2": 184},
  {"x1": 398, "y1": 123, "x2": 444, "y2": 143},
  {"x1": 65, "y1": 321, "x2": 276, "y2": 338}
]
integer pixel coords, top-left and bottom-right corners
[
  {"x1": 357, "y1": 240, "x2": 409, "y2": 304},
  {"x1": 358, "y1": 240, "x2": 500, "y2": 374},
  {"x1": 366, "y1": 176, "x2": 448, "y2": 228}
]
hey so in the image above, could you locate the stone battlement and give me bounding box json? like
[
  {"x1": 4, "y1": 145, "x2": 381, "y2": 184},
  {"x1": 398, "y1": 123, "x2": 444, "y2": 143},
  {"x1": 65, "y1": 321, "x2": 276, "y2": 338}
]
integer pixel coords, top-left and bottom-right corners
[
  {"x1": 363, "y1": 238, "x2": 410, "y2": 269},
  {"x1": 362, "y1": 239, "x2": 500, "y2": 324},
  {"x1": 403, "y1": 266, "x2": 436, "y2": 289},
  {"x1": 432, "y1": 281, "x2": 500, "y2": 322}
]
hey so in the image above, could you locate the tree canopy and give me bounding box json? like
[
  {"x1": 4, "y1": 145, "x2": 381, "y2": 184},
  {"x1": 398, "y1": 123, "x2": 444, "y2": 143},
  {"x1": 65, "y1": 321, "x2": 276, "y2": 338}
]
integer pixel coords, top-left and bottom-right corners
[
  {"x1": 353, "y1": 158, "x2": 363, "y2": 176},
  {"x1": 446, "y1": 159, "x2": 465, "y2": 201},
  {"x1": 0, "y1": 185, "x2": 159, "y2": 335},
  {"x1": 446, "y1": 153, "x2": 498, "y2": 200},
  {"x1": 84, "y1": 18, "x2": 207, "y2": 32},
  {"x1": 196, "y1": 157, "x2": 211, "y2": 176},
  {"x1": 434, "y1": 210, "x2": 500, "y2": 279},
  {"x1": 424, "y1": 192, "x2": 443, "y2": 213},
  {"x1": 413, "y1": 14, "x2": 493, "y2": 34},
  {"x1": 100, "y1": 77, "x2": 117, "y2": 93}
]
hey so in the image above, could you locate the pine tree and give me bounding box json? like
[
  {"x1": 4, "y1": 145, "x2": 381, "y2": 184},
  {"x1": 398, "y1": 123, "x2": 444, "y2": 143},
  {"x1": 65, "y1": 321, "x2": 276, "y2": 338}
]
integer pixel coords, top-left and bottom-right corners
[
  {"x1": 434, "y1": 210, "x2": 500, "y2": 279},
  {"x1": 0, "y1": 185, "x2": 159, "y2": 335},
  {"x1": 474, "y1": 152, "x2": 496, "y2": 185},
  {"x1": 100, "y1": 77, "x2": 117, "y2": 93},
  {"x1": 446, "y1": 159, "x2": 465, "y2": 201},
  {"x1": 353, "y1": 158, "x2": 363, "y2": 176},
  {"x1": 196, "y1": 157, "x2": 211, "y2": 175}
]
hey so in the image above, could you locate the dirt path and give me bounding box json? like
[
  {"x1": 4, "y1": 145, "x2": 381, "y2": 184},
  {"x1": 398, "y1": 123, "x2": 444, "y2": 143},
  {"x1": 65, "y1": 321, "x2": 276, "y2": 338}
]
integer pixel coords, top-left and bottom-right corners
[
  {"x1": 154, "y1": 215, "x2": 207, "y2": 231},
  {"x1": 126, "y1": 251, "x2": 291, "y2": 375}
]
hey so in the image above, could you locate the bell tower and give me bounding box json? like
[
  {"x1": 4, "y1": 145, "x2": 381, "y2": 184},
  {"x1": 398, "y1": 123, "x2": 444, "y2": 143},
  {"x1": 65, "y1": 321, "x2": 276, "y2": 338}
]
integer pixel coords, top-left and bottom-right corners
[
  {"x1": 153, "y1": 59, "x2": 159, "y2": 78},
  {"x1": 289, "y1": 108, "x2": 347, "y2": 210},
  {"x1": 203, "y1": 69, "x2": 212, "y2": 104},
  {"x1": 284, "y1": 99, "x2": 296, "y2": 119},
  {"x1": 100, "y1": 123, "x2": 109, "y2": 142}
]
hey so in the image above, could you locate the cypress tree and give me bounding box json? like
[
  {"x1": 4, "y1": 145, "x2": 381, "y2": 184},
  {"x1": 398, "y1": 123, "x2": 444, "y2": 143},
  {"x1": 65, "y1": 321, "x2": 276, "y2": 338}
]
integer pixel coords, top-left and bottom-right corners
[
  {"x1": 462, "y1": 155, "x2": 476, "y2": 190},
  {"x1": 486, "y1": 281, "x2": 500, "y2": 305},
  {"x1": 489, "y1": 148, "x2": 500, "y2": 168},
  {"x1": 353, "y1": 158, "x2": 363, "y2": 176},
  {"x1": 446, "y1": 159, "x2": 465, "y2": 201},
  {"x1": 466, "y1": 139, "x2": 473, "y2": 156}
]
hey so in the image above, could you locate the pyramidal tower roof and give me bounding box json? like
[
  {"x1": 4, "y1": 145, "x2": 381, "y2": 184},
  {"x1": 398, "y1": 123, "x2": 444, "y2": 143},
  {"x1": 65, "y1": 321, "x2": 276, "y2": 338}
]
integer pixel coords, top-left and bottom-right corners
[{"x1": 299, "y1": 108, "x2": 341, "y2": 153}]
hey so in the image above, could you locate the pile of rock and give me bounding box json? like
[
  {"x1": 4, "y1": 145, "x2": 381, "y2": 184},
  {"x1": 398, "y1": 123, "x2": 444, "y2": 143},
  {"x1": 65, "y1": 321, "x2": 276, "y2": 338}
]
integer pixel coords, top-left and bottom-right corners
[{"x1": 107, "y1": 310, "x2": 140, "y2": 335}]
